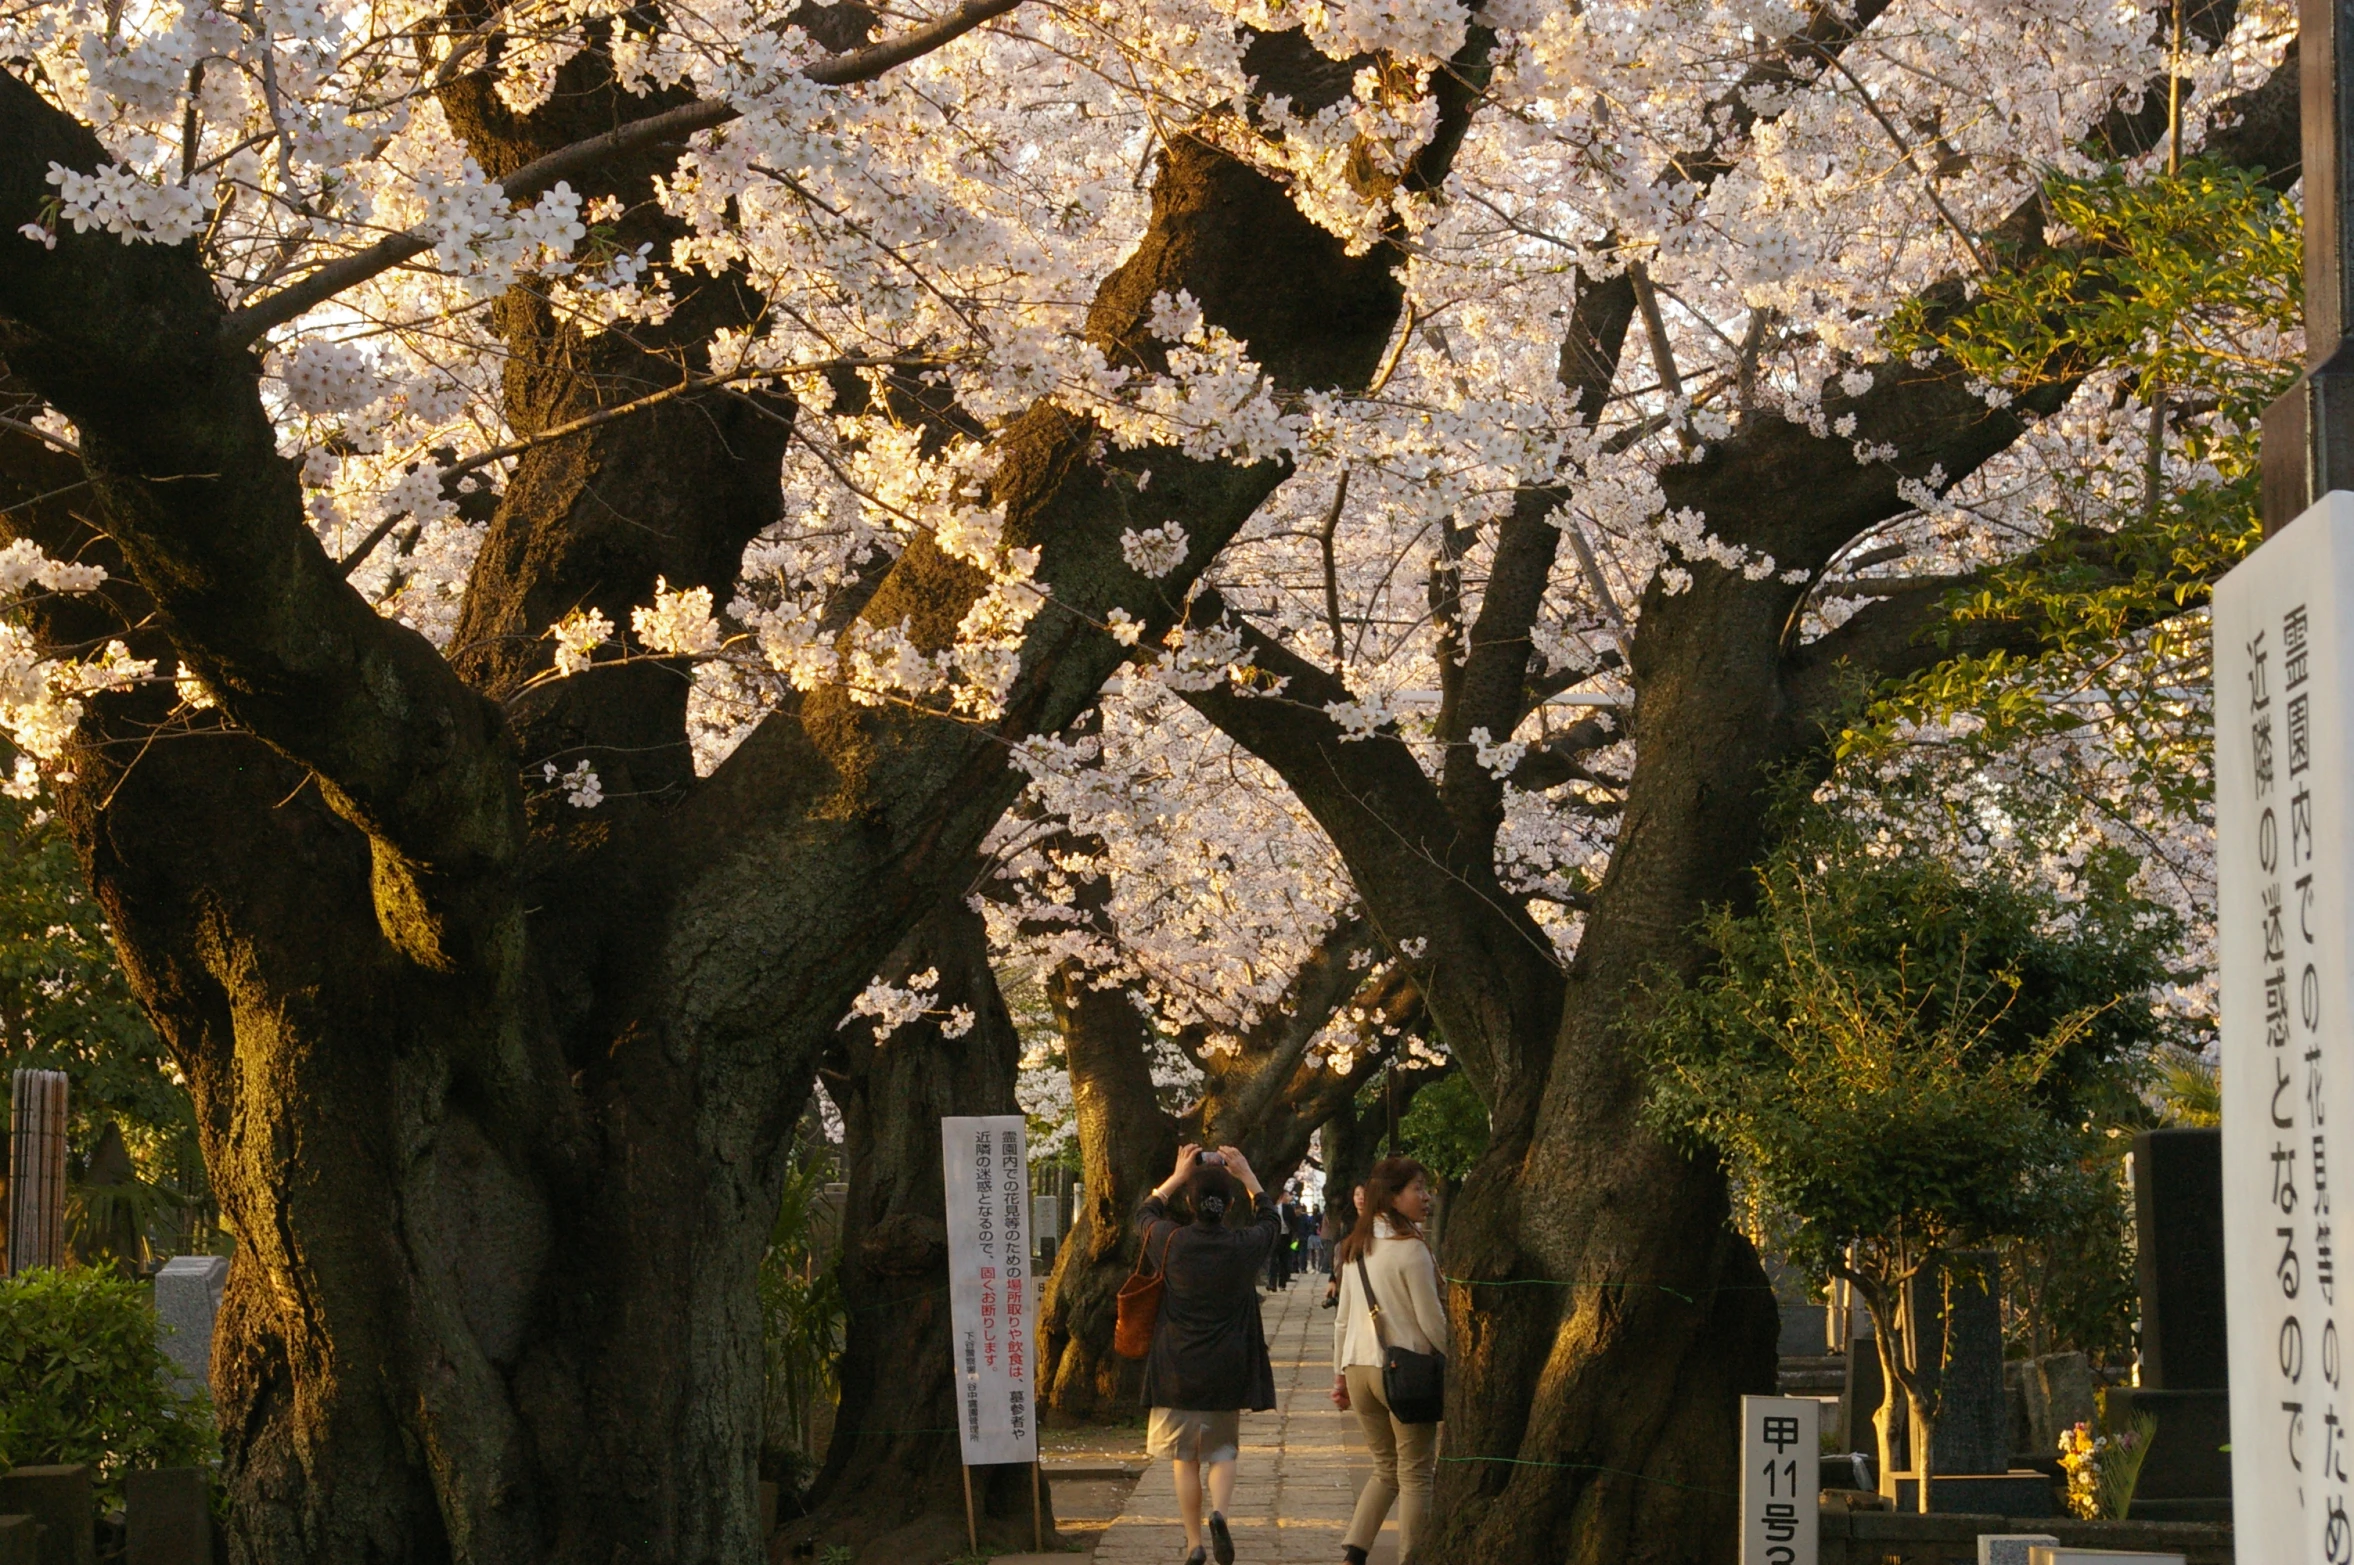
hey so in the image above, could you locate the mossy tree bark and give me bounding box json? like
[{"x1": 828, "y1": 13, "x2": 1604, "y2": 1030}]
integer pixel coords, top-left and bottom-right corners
[{"x1": 0, "y1": 19, "x2": 1487, "y2": 1559}]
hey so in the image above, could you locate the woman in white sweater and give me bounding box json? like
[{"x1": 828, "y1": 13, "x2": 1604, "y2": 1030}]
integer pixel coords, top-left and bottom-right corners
[{"x1": 1329, "y1": 1156, "x2": 1447, "y2": 1564}]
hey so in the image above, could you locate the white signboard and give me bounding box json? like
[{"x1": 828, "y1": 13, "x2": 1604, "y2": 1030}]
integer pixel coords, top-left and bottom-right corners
[
  {"x1": 1739, "y1": 1394, "x2": 1817, "y2": 1565},
  {"x1": 2217, "y1": 491, "x2": 2354, "y2": 1565},
  {"x1": 940, "y1": 1114, "x2": 1038, "y2": 1468}
]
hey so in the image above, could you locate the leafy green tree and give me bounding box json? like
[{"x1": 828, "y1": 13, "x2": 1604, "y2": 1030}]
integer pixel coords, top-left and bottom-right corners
[
  {"x1": 0, "y1": 1266, "x2": 215, "y2": 1503},
  {"x1": 1399, "y1": 1069, "x2": 1489, "y2": 1186},
  {"x1": 1641, "y1": 836, "x2": 2179, "y2": 1508},
  {"x1": 0, "y1": 791, "x2": 209, "y2": 1253}
]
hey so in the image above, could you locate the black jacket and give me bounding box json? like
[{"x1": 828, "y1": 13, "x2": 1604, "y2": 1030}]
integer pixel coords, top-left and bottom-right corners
[{"x1": 1137, "y1": 1194, "x2": 1279, "y2": 1412}]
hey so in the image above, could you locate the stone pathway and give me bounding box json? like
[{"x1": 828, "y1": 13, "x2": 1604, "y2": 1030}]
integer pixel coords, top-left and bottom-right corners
[{"x1": 1092, "y1": 1278, "x2": 1400, "y2": 1565}]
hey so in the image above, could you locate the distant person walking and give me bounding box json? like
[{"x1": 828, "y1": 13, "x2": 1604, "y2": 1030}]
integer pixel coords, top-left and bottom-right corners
[
  {"x1": 1139, "y1": 1143, "x2": 1278, "y2": 1565},
  {"x1": 1267, "y1": 1190, "x2": 1303, "y2": 1290},
  {"x1": 1330, "y1": 1157, "x2": 1447, "y2": 1565}
]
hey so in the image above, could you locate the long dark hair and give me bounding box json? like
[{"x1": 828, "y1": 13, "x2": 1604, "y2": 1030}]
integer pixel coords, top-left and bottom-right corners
[{"x1": 1334, "y1": 1155, "x2": 1430, "y2": 1265}]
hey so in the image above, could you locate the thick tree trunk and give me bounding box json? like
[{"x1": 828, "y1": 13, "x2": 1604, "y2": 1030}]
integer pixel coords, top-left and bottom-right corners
[
  {"x1": 797, "y1": 895, "x2": 1057, "y2": 1554},
  {"x1": 1422, "y1": 565, "x2": 1798, "y2": 1565},
  {"x1": 1036, "y1": 961, "x2": 1176, "y2": 1422}
]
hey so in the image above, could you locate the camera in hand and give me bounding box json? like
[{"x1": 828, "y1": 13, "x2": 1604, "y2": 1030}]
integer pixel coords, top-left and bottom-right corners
[{"x1": 1197, "y1": 1151, "x2": 1225, "y2": 1166}]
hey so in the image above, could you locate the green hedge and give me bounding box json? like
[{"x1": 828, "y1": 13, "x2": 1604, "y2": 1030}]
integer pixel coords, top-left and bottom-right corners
[{"x1": 0, "y1": 1267, "x2": 215, "y2": 1500}]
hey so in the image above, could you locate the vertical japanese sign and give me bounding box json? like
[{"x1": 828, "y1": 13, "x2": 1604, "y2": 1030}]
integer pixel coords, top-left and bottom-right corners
[
  {"x1": 1739, "y1": 1394, "x2": 1816, "y2": 1565},
  {"x1": 940, "y1": 1114, "x2": 1037, "y2": 1468},
  {"x1": 2218, "y1": 491, "x2": 2354, "y2": 1564}
]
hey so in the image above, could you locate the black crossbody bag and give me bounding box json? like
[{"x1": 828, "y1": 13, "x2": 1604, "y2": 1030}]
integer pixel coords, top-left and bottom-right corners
[{"x1": 1354, "y1": 1253, "x2": 1445, "y2": 1424}]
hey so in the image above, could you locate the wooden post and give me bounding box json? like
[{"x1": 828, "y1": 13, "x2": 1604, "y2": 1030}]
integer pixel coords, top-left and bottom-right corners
[
  {"x1": 7, "y1": 1069, "x2": 68, "y2": 1275},
  {"x1": 1031, "y1": 1459, "x2": 1043, "y2": 1551},
  {"x1": 2263, "y1": 0, "x2": 2354, "y2": 532},
  {"x1": 961, "y1": 1463, "x2": 977, "y2": 1556}
]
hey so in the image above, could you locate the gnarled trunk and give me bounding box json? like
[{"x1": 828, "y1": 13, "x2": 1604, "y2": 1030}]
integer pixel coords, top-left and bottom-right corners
[
  {"x1": 1037, "y1": 959, "x2": 1177, "y2": 1422},
  {"x1": 798, "y1": 895, "x2": 1057, "y2": 1554}
]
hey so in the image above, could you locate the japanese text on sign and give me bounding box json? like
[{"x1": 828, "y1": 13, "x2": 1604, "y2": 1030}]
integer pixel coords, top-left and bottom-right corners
[
  {"x1": 2217, "y1": 494, "x2": 2354, "y2": 1565},
  {"x1": 941, "y1": 1114, "x2": 1038, "y2": 1468},
  {"x1": 1739, "y1": 1395, "x2": 1816, "y2": 1565}
]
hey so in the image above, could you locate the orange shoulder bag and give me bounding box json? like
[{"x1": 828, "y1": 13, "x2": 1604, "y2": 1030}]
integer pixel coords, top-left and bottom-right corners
[{"x1": 1113, "y1": 1221, "x2": 1179, "y2": 1359}]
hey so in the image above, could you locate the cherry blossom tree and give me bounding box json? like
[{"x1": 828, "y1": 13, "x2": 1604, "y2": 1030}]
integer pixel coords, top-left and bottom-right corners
[
  {"x1": 0, "y1": 0, "x2": 1485, "y2": 1551},
  {"x1": 0, "y1": 0, "x2": 2303, "y2": 1555}
]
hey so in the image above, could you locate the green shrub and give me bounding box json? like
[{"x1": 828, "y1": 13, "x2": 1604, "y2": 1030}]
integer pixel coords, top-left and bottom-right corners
[{"x1": 0, "y1": 1267, "x2": 216, "y2": 1501}]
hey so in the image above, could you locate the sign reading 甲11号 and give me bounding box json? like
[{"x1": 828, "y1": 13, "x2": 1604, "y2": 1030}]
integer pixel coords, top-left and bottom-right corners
[
  {"x1": 940, "y1": 1114, "x2": 1038, "y2": 1469},
  {"x1": 1739, "y1": 1395, "x2": 1816, "y2": 1565},
  {"x1": 2216, "y1": 492, "x2": 2354, "y2": 1565}
]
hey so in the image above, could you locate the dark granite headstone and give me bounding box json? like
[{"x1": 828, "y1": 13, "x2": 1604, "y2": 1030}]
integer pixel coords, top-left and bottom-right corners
[
  {"x1": 2124, "y1": 1127, "x2": 2231, "y2": 1520},
  {"x1": 124, "y1": 1469, "x2": 211, "y2": 1565},
  {"x1": 1841, "y1": 1321, "x2": 1900, "y2": 1459},
  {"x1": 1913, "y1": 1250, "x2": 2008, "y2": 1476},
  {"x1": 0, "y1": 1466, "x2": 93, "y2": 1565},
  {"x1": 2134, "y1": 1128, "x2": 2227, "y2": 1391},
  {"x1": 2105, "y1": 1386, "x2": 2233, "y2": 1523}
]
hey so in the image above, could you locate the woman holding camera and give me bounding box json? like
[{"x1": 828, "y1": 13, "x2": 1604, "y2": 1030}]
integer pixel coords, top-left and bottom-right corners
[
  {"x1": 1137, "y1": 1143, "x2": 1278, "y2": 1565},
  {"x1": 1330, "y1": 1156, "x2": 1447, "y2": 1565}
]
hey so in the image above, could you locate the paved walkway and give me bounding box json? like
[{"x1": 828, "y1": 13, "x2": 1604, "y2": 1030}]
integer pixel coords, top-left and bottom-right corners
[{"x1": 1093, "y1": 1278, "x2": 1401, "y2": 1565}]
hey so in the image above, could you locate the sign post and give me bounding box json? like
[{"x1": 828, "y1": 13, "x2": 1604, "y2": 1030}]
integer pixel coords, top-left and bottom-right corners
[
  {"x1": 2261, "y1": 0, "x2": 2354, "y2": 533},
  {"x1": 1739, "y1": 1394, "x2": 1817, "y2": 1565},
  {"x1": 2217, "y1": 495, "x2": 2354, "y2": 1563},
  {"x1": 940, "y1": 1113, "x2": 1041, "y2": 1552}
]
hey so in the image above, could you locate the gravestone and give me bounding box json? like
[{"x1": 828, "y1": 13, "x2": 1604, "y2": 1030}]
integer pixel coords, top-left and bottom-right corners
[
  {"x1": 6, "y1": 1068, "x2": 68, "y2": 1274},
  {"x1": 123, "y1": 1470, "x2": 210, "y2": 1565},
  {"x1": 2021, "y1": 1353, "x2": 2096, "y2": 1460},
  {"x1": 0, "y1": 1516, "x2": 36, "y2": 1565},
  {"x1": 1033, "y1": 1194, "x2": 1059, "y2": 1266},
  {"x1": 153, "y1": 1256, "x2": 229, "y2": 1393},
  {"x1": 0, "y1": 1466, "x2": 92, "y2": 1565},
  {"x1": 1979, "y1": 1538, "x2": 2059, "y2": 1565},
  {"x1": 2134, "y1": 1130, "x2": 2228, "y2": 1389},
  {"x1": 2107, "y1": 1127, "x2": 2231, "y2": 1521},
  {"x1": 1779, "y1": 1302, "x2": 1827, "y2": 1357},
  {"x1": 1922, "y1": 1252, "x2": 2008, "y2": 1476},
  {"x1": 1888, "y1": 1253, "x2": 2055, "y2": 1515},
  {"x1": 1840, "y1": 1319, "x2": 1894, "y2": 1461}
]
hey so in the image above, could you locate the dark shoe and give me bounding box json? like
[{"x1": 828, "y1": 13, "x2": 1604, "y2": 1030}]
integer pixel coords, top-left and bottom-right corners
[
  {"x1": 1342, "y1": 1548, "x2": 1369, "y2": 1565},
  {"x1": 1209, "y1": 1511, "x2": 1234, "y2": 1565},
  {"x1": 1184, "y1": 1549, "x2": 1206, "y2": 1565}
]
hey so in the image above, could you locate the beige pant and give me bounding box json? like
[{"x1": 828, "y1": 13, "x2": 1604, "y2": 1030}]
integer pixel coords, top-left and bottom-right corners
[{"x1": 1343, "y1": 1363, "x2": 1439, "y2": 1557}]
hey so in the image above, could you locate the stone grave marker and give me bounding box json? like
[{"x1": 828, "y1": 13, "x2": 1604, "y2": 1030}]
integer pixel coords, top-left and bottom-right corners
[
  {"x1": 1979, "y1": 1538, "x2": 2060, "y2": 1565},
  {"x1": 153, "y1": 1256, "x2": 229, "y2": 1393},
  {"x1": 124, "y1": 1470, "x2": 211, "y2": 1565},
  {"x1": 1888, "y1": 1253, "x2": 2055, "y2": 1515},
  {"x1": 2021, "y1": 1353, "x2": 2096, "y2": 1460},
  {"x1": 0, "y1": 1465, "x2": 92, "y2": 1565},
  {"x1": 2103, "y1": 1128, "x2": 2230, "y2": 1522},
  {"x1": 6, "y1": 1068, "x2": 68, "y2": 1274},
  {"x1": 0, "y1": 1516, "x2": 36, "y2": 1565}
]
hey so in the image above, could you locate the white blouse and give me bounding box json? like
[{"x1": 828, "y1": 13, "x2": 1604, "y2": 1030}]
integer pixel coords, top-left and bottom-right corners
[{"x1": 1333, "y1": 1219, "x2": 1448, "y2": 1371}]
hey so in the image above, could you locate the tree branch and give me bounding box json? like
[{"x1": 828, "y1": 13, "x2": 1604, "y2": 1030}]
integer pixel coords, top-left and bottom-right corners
[
  {"x1": 1173, "y1": 589, "x2": 1564, "y2": 1107},
  {"x1": 1, "y1": 71, "x2": 523, "y2": 973},
  {"x1": 218, "y1": 0, "x2": 1031, "y2": 346}
]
